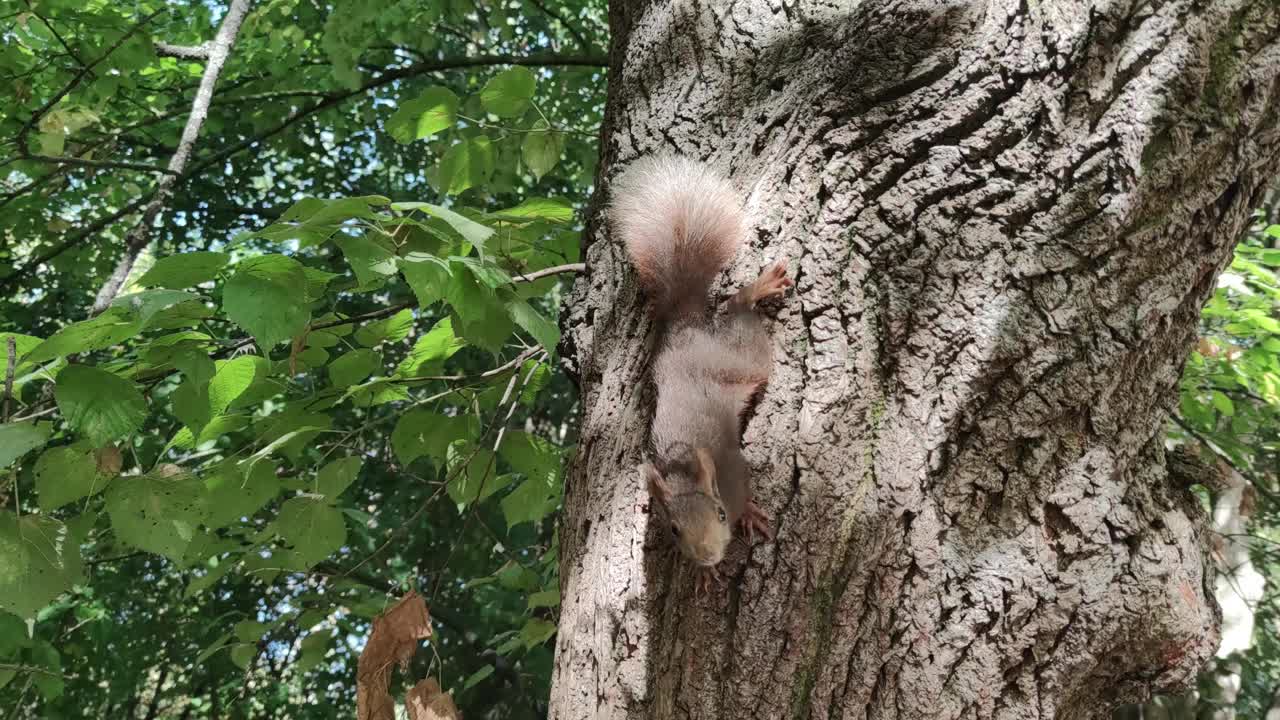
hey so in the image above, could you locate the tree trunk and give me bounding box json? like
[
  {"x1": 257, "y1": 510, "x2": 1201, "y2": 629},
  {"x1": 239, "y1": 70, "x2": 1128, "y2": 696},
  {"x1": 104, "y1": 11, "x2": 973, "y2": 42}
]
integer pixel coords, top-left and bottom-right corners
[{"x1": 551, "y1": 2, "x2": 1280, "y2": 719}]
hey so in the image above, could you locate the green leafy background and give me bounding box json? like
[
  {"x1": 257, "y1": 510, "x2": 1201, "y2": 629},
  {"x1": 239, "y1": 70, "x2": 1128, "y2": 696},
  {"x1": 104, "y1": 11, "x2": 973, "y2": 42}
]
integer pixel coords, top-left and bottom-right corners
[{"x1": 0, "y1": 0, "x2": 601, "y2": 716}]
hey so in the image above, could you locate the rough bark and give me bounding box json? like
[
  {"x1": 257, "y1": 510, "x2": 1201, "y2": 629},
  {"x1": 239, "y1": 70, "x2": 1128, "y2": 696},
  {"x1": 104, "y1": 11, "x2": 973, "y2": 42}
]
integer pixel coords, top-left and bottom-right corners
[{"x1": 551, "y1": 1, "x2": 1280, "y2": 719}]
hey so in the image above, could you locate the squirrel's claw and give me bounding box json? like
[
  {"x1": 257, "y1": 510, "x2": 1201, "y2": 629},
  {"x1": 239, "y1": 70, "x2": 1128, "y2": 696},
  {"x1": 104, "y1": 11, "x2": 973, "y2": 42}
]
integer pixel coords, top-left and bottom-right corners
[
  {"x1": 739, "y1": 501, "x2": 774, "y2": 544},
  {"x1": 694, "y1": 564, "x2": 723, "y2": 597},
  {"x1": 752, "y1": 259, "x2": 792, "y2": 303}
]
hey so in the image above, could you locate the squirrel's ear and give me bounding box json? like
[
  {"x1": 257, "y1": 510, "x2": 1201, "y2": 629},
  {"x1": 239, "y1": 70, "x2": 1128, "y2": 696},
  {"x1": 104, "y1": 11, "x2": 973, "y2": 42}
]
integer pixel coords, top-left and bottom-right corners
[
  {"x1": 693, "y1": 448, "x2": 717, "y2": 494},
  {"x1": 642, "y1": 464, "x2": 672, "y2": 505}
]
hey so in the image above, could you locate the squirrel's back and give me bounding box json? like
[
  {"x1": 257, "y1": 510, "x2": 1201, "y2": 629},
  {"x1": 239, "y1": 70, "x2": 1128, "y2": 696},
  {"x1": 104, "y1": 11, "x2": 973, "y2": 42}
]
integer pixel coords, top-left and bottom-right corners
[{"x1": 611, "y1": 155, "x2": 746, "y2": 319}]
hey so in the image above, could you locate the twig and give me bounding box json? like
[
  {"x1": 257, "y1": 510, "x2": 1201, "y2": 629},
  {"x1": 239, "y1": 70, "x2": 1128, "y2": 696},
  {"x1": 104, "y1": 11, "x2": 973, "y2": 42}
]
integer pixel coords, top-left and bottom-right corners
[
  {"x1": 527, "y1": 0, "x2": 593, "y2": 52},
  {"x1": 18, "y1": 154, "x2": 175, "y2": 175},
  {"x1": 1171, "y1": 414, "x2": 1280, "y2": 505},
  {"x1": 511, "y1": 262, "x2": 586, "y2": 283},
  {"x1": 3, "y1": 336, "x2": 14, "y2": 423},
  {"x1": 89, "y1": 0, "x2": 253, "y2": 314},
  {"x1": 392, "y1": 346, "x2": 541, "y2": 384},
  {"x1": 155, "y1": 41, "x2": 211, "y2": 60}
]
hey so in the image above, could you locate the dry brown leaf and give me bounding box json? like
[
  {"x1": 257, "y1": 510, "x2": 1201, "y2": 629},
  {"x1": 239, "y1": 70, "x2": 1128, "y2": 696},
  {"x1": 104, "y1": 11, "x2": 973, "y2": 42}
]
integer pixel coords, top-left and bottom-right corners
[
  {"x1": 95, "y1": 446, "x2": 123, "y2": 475},
  {"x1": 356, "y1": 591, "x2": 433, "y2": 720},
  {"x1": 406, "y1": 678, "x2": 461, "y2": 720}
]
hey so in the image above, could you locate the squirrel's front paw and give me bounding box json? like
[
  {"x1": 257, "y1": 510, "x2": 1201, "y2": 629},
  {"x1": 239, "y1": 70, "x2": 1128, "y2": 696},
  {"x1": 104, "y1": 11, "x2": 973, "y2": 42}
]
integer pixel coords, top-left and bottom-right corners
[
  {"x1": 752, "y1": 259, "x2": 793, "y2": 303},
  {"x1": 738, "y1": 501, "x2": 774, "y2": 544}
]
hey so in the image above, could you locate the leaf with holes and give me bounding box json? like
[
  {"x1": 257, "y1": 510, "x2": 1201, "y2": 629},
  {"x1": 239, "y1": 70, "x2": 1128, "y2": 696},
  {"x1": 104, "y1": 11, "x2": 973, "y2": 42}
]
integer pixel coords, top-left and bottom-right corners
[
  {"x1": 273, "y1": 497, "x2": 346, "y2": 568},
  {"x1": 35, "y1": 444, "x2": 113, "y2": 511},
  {"x1": 105, "y1": 472, "x2": 207, "y2": 561},
  {"x1": 55, "y1": 366, "x2": 147, "y2": 445},
  {"x1": 0, "y1": 513, "x2": 84, "y2": 621}
]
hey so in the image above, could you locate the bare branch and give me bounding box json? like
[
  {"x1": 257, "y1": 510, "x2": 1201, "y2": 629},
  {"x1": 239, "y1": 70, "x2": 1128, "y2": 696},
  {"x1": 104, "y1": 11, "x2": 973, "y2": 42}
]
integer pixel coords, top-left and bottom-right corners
[
  {"x1": 19, "y1": 154, "x2": 175, "y2": 175},
  {"x1": 155, "y1": 41, "x2": 211, "y2": 60},
  {"x1": 511, "y1": 262, "x2": 586, "y2": 283},
  {"x1": 3, "y1": 336, "x2": 14, "y2": 423},
  {"x1": 90, "y1": 0, "x2": 253, "y2": 314}
]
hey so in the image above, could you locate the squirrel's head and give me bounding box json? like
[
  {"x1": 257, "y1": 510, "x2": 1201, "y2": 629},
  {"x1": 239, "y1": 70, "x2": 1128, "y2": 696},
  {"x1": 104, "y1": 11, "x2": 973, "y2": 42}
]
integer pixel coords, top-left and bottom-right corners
[{"x1": 643, "y1": 448, "x2": 731, "y2": 567}]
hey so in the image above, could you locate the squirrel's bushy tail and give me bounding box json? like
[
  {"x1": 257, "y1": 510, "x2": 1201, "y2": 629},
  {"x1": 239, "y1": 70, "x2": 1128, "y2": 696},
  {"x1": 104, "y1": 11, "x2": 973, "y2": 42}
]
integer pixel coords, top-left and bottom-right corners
[{"x1": 611, "y1": 155, "x2": 745, "y2": 319}]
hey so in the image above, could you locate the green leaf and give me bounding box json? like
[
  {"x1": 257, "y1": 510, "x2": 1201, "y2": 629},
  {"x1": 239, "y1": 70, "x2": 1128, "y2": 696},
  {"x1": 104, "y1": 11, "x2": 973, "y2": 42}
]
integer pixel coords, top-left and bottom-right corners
[
  {"x1": 333, "y1": 234, "x2": 398, "y2": 290},
  {"x1": 136, "y1": 252, "x2": 230, "y2": 288},
  {"x1": 437, "y1": 137, "x2": 495, "y2": 195},
  {"x1": 522, "y1": 122, "x2": 564, "y2": 179},
  {"x1": 447, "y1": 445, "x2": 513, "y2": 506},
  {"x1": 54, "y1": 365, "x2": 147, "y2": 445},
  {"x1": 353, "y1": 308, "x2": 413, "y2": 347},
  {"x1": 517, "y1": 618, "x2": 557, "y2": 649},
  {"x1": 314, "y1": 457, "x2": 361, "y2": 499},
  {"x1": 1211, "y1": 390, "x2": 1236, "y2": 416},
  {"x1": 395, "y1": 317, "x2": 467, "y2": 377},
  {"x1": 490, "y1": 197, "x2": 573, "y2": 224},
  {"x1": 0, "y1": 513, "x2": 84, "y2": 621},
  {"x1": 35, "y1": 444, "x2": 111, "y2": 511},
  {"x1": 204, "y1": 461, "x2": 280, "y2": 529},
  {"x1": 112, "y1": 289, "x2": 202, "y2": 326},
  {"x1": 391, "y1": 411, "x2": 478, "y2": 466},
  {"x1": 386, "y1": 86, "x2": 459, "y2": 144},
  {"x1": 273, "y1": 497, "x2": 346, "y2": 568},
  {"x1": 393, "y1": 203, "x2": 494, "y2": 253},
  {"x1": 329, "y1": 349, "x2": 381, "y2": 388},
  {"x1": 223, "y1": 255, "x2": 310, "y2": 348},
  {"x1": 184, "y1": 561, "x2": 233, "y2": 598},
  {"x1": 527, "y1": 589, "x2": 559, "y2": 610},
  {"x1": 303, "y1": 267, "x2": 339, "y2": 302},
  {"x1": 230, "y1": 643, "x2": 257, "y2": 670},
  {"x1": 463, "y1": 664, "x2": 495, "y2": 690},
  {"x1": 446, "y1": 268, "x2": 513, "y2": 354},
  {"x1": 501, "y1": 475, "x2": 560, "y2": 530},
  {"x1": 0, "y1": 333, "x2": 41, "y2": 372},
  {"x1": 0, "y1": 421, "x2": 50, "y2": 468},
  {"x1": 504, "y1": 297, "x2": 560, "y2": 354},
  {"x1": 195, "y1": 633, "x2": 232, "y2": 664},
  {"x1": 23, "y1": 308, "x2": 141, "y2": 363},
  {"x1": 399, "y1": 254, "x2": 454, "y2": 309},
  {"x1": 295, "y1": 632, "x2": 332, "y2": 673},
  {"x1": 480, "y1": 66, "x2": 536, "y2": 118},
  {"x1": 105, "y1": 472, "x2": 207, "y2": 561},
  {"x1": 235, "y1": 620, "x2": 268, "y2": 642},
  {"x1": 455, "y1": 256, "x2": 513, "y2": 288},
  {"x1": 29, "y1": 640, "x2": 63, "y2": 701}
]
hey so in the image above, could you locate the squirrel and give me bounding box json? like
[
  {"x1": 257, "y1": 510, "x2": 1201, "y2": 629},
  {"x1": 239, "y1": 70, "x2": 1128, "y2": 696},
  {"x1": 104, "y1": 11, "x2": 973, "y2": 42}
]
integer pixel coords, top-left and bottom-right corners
[{"x1": 611, "y1": 154, "x2": 791, "y2": 592}]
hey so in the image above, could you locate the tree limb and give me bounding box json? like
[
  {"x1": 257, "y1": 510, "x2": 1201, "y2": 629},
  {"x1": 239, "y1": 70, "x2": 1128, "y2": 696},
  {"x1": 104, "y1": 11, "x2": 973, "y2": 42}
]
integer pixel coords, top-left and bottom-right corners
[
  {"x1": 18, "y1": 154, "x2": 175, "y2": 175},
  {"x1": 155, "y1": 41, "x2": 211, "y2": 60},
  {"x1": 89, "y1": 0, "x2": 253, "y2": 314}
]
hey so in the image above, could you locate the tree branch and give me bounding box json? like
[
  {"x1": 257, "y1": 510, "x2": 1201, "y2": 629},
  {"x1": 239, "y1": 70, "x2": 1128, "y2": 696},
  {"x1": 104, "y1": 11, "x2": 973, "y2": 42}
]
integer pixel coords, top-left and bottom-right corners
[
  {"x1": 155, "y1": 41, "x2": 211, "y2": 60},
  {"x1": 89, "y1": 0, "x2": 253, "y2": 314},
  {"x1": 18, "y1": 154, "x2": 175, "y2": 175}
]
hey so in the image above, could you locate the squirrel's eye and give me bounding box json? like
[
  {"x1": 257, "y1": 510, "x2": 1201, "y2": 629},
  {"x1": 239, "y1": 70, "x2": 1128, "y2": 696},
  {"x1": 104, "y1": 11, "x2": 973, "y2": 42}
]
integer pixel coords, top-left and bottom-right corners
[
  {"x1": 717, "y1": 508, "x2": 726, "y2": 523},
  {"x1": 670, "y1": 524, "x2": 681, "y2": 538}
]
